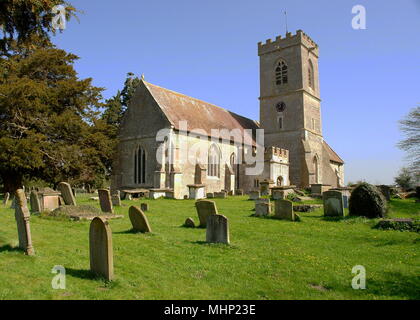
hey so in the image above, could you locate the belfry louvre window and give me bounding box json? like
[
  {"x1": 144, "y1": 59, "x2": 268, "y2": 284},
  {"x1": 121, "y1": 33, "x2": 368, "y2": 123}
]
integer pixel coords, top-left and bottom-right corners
[
  {"x1": 208, "y1": 144, "x2": 220, "y2": 177},
  {"x1": 134, "y1": 146, "x2": 146, "y2": 184},
  {"x1": 308, "y1": 60, "x2": 314, "y2": 89},
  {"x1": 275, "y1": 60, "x2": 288, "y2": 85}
]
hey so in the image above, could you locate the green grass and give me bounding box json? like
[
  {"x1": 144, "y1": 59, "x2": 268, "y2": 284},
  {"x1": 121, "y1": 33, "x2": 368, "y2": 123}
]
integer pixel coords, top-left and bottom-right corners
[{"x1": 0, "y1": 195, "x2": 419, "y2": 300}]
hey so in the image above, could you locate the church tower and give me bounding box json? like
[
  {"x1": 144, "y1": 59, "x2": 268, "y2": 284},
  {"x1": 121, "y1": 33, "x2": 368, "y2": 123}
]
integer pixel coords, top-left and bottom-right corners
[{"x1": 258, "y1": 30, "x2": 324, "y2": 188}]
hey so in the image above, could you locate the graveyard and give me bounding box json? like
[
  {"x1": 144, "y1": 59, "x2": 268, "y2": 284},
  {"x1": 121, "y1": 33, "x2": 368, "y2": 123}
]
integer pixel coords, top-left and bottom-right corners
[{"x1": 0, "y1": 193, "x2": 418, "y2": 300}]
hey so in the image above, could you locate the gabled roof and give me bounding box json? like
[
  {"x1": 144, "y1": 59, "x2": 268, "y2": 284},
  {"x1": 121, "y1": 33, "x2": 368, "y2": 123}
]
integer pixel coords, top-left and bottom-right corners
[
  {"x1": 323, "y1": 141, "x2": 344, "y2": 164},
  {"x1": 143, "y1": 81, "x2": 259, "y2": 144}
]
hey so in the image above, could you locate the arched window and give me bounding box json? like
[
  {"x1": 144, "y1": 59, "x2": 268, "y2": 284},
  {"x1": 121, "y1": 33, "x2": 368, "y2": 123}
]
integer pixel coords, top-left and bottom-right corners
[
  {"x1": 275, "y1": 60, "x2": 288, "y2": 85},
  {"x1": 134, "y1": 146, "x2": 146, "y2": 184},
  {"x1": 277, "y1": 176, "x2": 284, "y2": 186},
  {"x1": 308, "y1": 60, "x2": 314, "y2": 89},
  {"x1": 208, "y1": 144, "x2": 220, "y2": 177}
]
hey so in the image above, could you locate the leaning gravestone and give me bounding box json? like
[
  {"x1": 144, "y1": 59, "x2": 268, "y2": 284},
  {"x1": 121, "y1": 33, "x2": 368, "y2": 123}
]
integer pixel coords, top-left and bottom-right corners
[
  {"x1": 274, "y1": 200, "x2": 297, "y2": 221},
  {"x1": 195, "y1": 200, "x2": 218, "y2": 227},
  {"x1": 206, "y1": 214, "x2": 230, "y2": 244},
  {"x1": 323, "y1": 190, "x2": 345, "y2": 217},
  {"x1": 14, "y1": 189, "x2": 35, "y2": 255},
  {"x1": 58, "y1": 182, "x2": 77, "y2": 206},
  {"x1": 111, "y1": 191, "x2": 121, "y2": 207},
  {"x1": 98, "y1": 189, "x2": 113, "y2": 213},
  {"x1": 255, "y1": 200, "x2": 271, "y2": 217},
  {"x1": 3, "y1": 192, "x2": 10, "y2": 207},
  {"x1": 140, "y1": 203, "x2": 149, "y2": 212},
  {"x1": 89, "y1": 217, "x2": 114, "y2": 281},
  {"x1": 29, "y1": 191, "x2": 41, "y2": 214},
  {"x1": 129, "y1": 206, "x2": 152, "y2": 233}
]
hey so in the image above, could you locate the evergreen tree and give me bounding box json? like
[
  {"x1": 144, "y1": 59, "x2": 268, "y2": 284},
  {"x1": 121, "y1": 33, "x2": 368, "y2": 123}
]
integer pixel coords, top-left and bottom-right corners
[{"x1": 0, "y1": 45, "x2": 104, "y2": 192}]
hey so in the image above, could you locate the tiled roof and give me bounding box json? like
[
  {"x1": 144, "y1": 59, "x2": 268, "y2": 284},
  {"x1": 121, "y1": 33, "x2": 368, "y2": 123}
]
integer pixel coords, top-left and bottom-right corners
[
  {"x1": 323, "y1": 141, "x2": 344, "y2": 164},
  {"x1": 143, "y1": 81, "x2": 259, "y2": 144}
]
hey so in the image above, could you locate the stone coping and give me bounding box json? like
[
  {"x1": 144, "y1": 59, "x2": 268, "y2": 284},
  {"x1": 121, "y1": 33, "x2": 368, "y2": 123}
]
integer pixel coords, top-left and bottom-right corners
[
  {"x1": 121, "y1": 188, "x2": 150, "y2": 194},
  {"x1": 149, "y1": 188, "x2": 171, "y2": 192},
  {"x1": 187, "y1": 184, "x2": 205, "y2": 188},
  {"x1": 270, "y1": 185, "x2": 297, "y2": 190}
]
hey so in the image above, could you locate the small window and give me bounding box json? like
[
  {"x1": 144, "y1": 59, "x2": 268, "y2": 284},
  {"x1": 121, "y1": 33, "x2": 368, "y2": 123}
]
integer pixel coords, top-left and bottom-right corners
[
  {"x1": 254, "y1": 179, "x2": 260, "y2": 188},
  {"x1": 275, "y1": 60, "x2": 288, "y2": 86},
  {"x1": 278, "y1": 117, "x2": 283, "y2": 130},
  {"x1": 308, "y1": 60, "x2": 314, "y2": 89}
]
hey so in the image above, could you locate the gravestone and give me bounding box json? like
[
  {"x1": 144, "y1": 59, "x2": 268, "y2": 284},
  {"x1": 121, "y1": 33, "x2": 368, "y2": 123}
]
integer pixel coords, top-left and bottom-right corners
[
  {"x1": 29, "y1": 191, "x2": 41, "y2": 213},
  {"x1": 235, "y1": 189, "x2": 244, "y2": 196},
  {"x1": 111, "y1": 191, "x2": 121, "y2": 207},
  {"x1": 249, "y1": 191, "x2": 260, "y2": 200},
  {"x1": 98, "y1": 189, "x2": 114, "y2": 213},
  {"x1": 184, "y1": 217, "x2": 195, "y2": 228},
  {"x1": 3, "y1": 192, "x2": 10, "y2": 206},
  {"x1": 377, "y1": 185, "x2": 391, "y2": 201},
  {"x1": 58, "y1": 182, "x2": 77, "y2": 206},
  {"x1": 140, "y1": 203, "x2": 149, "y2": 211},
  {"x1": 323, "y1": 191, "x2": 345, "y2": 217},
  {"x1": 214, "y1": 191, "x2": 227, "y2": 199},
  {"x1": 206, "y1": 214, "x2": 230, "y2": 244},
  {"x1": 89, "y1": 217, "x2": 114, "y2": 281},
  {"x1": 14, "y1": 189, "x2": 35, "y2": 255},
  {"x1": 255, "y1": 200, "x2": 271, "y2": 217},
  {"x1": 129, "y1": 206, "x2": 152, "y2": 233},
  {"x1": 274, "y1": 200, "x2": 297, "y2": 221},
  {"x1": 195, "y1": 200, "x2": 218, "y2": 227},
  {"x1": 206, "y1": 193, "x2": 214, "y2": 199}
]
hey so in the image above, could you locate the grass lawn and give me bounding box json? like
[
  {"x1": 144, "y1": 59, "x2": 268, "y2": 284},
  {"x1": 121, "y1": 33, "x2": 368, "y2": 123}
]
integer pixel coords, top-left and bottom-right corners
[{"x1": 0, "y1": 195, "x2": 419, "y2": 300}]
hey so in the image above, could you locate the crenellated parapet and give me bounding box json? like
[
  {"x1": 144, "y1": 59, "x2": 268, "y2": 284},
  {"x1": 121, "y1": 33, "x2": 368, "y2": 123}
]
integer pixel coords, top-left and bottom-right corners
[
  {"x1": 264, "y1": 146, "x2": 289, "y2": 163},
  {"x1": 258, "y1": 30, "x2": 319, "y2": 56}
]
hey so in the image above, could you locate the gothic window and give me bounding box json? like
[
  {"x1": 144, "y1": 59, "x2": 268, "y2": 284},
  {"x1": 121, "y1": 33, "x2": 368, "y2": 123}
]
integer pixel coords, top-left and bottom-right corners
[
  {"x1": 313, "y1": 155, "x2": 319, "y2": 184},
  {"x1": 275, "y1": 60, "x2": 288, "y2": 85},
  {"x1": 277, "y1": 176, "x2": 284, "y2": 186},
  {"x1": 208, "y1": 144, "x2": 220, "y2": 177},
  {"x1": 308, "y1": 60, "x2": 314, "y2": 89},
  {"x1": 134, "y1": 146, "x2": 146, "y2": 184}
]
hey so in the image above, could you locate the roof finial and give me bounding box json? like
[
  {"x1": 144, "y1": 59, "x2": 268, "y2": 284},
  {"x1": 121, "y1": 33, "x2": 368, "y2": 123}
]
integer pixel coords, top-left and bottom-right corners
[{"x1": 141, "y1": 73, "x2": 145, "y2": 81}]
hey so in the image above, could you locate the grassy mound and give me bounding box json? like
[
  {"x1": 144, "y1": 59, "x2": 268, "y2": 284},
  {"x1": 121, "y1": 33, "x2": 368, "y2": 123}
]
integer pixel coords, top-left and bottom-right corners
[{"x1": 43, "y1": 205, "x2": 103, "y2": 220}]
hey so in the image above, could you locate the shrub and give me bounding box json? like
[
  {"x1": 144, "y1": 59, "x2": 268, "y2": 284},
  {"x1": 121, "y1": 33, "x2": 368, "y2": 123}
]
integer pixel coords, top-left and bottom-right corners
[{"x1": 349, "y1": 183, "x2": 387, "y2": 218}]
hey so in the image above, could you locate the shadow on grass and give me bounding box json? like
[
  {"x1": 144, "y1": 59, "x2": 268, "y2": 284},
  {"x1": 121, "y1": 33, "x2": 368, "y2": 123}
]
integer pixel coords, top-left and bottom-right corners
[
  {"x1": 66, "y1": 268, "x2": 97, "y2": 280},
  {"x1": 334, "y1": 271, "x2": 420, "y2": 300},
  {"x1": 113, "y1": 229, "x2": 153, "y2": 235},
  {"x1": 0, "y1": 244, "x2": 24, "y2": 253}
]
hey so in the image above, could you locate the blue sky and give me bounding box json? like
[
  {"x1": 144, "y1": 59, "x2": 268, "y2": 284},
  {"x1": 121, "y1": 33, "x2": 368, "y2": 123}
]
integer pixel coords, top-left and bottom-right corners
[{"x1": 53, "y1": 0, "x2": 420, "y2": 184}]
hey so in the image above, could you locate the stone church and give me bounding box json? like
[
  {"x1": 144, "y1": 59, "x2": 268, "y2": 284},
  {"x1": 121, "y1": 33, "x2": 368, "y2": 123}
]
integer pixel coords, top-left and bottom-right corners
[{"x1": 111, "y1": 30, "x2": 344, "y2": 199}]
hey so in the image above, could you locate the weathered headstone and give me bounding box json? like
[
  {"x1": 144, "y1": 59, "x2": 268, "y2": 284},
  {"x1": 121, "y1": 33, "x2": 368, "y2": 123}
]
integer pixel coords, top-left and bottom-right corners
[
  {"x1": 129, "y1": 206, "x2": 152, "y2": 233},
  {"x1": 3, "y1": 192, "x2": 10, "y2": 206},
  {"x1": 206, "y1": 193, "x2": 214, "y2": 199},
  {"x1": 249, "y1": 191, "x2": 260, "y2": 200},
  {"x1": 323, "y1": 190, "x2": 345, "y2": 217},
  {"x1": 214, "y1": 191, "x2": 227, "y2": 199},
  {"x1": 274, "y1": 200, "x2": 297, "y2": 221},
  {"x1": 206, "y1": 214, "x2": 230, "y2": 244},
  {"x1": 98, "y1": 189, "x2": 113, "y2": 213},
  {"x1": 235, "y1": 189, "x2": 244, "y2": 196},
  {"x1": 195, "y1": 200, "x2": 218, "y2": 227},
  {"x1": 111, "y1": 191, "x2": 121, "y2": 206},
  {"x1": 14, "y1": 189, "x2": 35, "y2": 255},
  {"x1": 184, "y1": 217, "x2": 195, "y2": 228},
  {"x1": 255, "y1": 200, "x2": 271, "y2": 217},
  {"x1": 89, "y1": 217, "x2": 114, "y2": 281},
  {"x1": 377, "y1": 185, "x2": 391, "y2": 201},
  {"x1": 29, "y1": 191, "x2": 41, "y2": 213},
  {"x1": 140, "y1": 203, "x2": 149, "y2": 211},
  {"x1": 58, "y1": 182, "x2": 77, "y2": 206}
]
